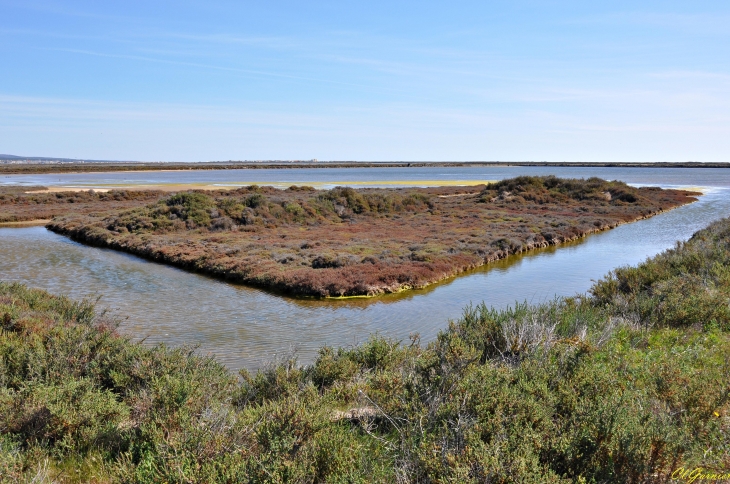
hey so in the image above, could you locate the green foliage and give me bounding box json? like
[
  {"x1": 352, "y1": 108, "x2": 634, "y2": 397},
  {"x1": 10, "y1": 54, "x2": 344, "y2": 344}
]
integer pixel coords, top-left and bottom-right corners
[
  {"x1": 284, "y1": 201, "x2": 306, "y2": 222},
  {"x1": 164, "y1": 192, "x2": 216, "y2": 228},
  {"x1": 4, "y1": 378, "x2": 129, "y2": 452},
  {"x1": 316, "y1": 187, "x2": 432, "y2": 215},
  {"x1": 244, "y1": 192, "x2": 267, "y2": 209},
  {"x1": 481, "y1": 175, "x2": 649, "y2": 205},
  {"x1": 592, "y1": 219, "x2": 730, "y2": 330}
]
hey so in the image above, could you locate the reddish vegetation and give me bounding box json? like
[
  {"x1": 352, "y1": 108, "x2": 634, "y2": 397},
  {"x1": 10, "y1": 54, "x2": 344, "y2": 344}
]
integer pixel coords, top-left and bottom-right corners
[
  {"x1": 43, "y1": 176, "x2": 697, "y2": 297},
  {"x1": 0, "y1": 186, "x2": 166, "y2": 223}
]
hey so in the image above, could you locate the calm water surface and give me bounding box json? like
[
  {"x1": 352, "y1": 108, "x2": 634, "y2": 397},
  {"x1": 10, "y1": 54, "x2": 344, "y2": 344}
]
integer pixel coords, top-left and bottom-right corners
[
  {"x1": 2, "y1": 165, "x2": 729, "y2": 190},
  {"x1": 1, "y1": 166, "x2": 729, "y2": 370}
]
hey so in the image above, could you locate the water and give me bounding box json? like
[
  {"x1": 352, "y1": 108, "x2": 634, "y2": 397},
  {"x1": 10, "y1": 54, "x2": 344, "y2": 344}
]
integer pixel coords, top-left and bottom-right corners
[
  {"x1": 2, "y1": 165, "x2": 728, "y2": 191},
  {"x1": 1, "y1": 166, "x2": 729, "y2": 370}
]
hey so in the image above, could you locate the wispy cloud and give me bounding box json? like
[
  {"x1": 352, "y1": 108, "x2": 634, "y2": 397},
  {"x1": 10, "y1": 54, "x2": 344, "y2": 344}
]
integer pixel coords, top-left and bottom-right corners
[
  {"x1": 0, "y1": 94, "x2": 329, "y2": 126},
  {"x1": 50, "y1": 47, "x2": 387, "y2": 91},
  {"x1": 1, "y1": 2, "x2": 728, "y2": 161}
]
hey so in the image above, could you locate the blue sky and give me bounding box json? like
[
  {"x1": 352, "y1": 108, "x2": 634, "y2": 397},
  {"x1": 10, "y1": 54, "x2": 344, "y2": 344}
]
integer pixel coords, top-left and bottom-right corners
[{"x1": 1, "y1": 1, "x2": 728, "y2": 162}]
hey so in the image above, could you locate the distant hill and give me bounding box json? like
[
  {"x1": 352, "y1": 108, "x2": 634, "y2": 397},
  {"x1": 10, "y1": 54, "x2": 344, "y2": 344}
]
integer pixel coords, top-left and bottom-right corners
[{"x1": 0, "y1": 154, "x2": 136, "y2": 164}]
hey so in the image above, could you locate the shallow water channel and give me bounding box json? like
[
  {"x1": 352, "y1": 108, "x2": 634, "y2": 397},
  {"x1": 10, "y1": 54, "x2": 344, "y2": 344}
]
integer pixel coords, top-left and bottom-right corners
[{"x1": 1, "y1": 166, "x2": 729, "y2": 370}]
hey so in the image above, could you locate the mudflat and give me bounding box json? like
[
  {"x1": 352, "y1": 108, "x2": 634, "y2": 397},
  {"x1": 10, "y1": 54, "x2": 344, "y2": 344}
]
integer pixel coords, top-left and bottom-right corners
[{"x1": 41, "y1": 176, "x2": 698, "y2": 297}]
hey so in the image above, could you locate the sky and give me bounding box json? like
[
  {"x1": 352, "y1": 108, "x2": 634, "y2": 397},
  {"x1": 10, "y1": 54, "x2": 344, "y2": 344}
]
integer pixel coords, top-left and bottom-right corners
[{"x1": 0, "y1": 1, "x2": 728, "y2": 162}]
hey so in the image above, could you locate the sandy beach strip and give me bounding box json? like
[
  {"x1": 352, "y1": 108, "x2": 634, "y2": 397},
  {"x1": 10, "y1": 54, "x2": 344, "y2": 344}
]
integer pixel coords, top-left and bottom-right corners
[{"x1": 0, "y1": 219, "x2": 52, "y2": 227}]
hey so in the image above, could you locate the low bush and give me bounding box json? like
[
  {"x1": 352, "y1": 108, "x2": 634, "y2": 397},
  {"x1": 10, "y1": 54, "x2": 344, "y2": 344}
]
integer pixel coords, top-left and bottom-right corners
[
  {"x1": 592, "y1": 218, "x2": 730, "y2": 330},
  {"x1": 480, "y1": 175, "x2": 653, "y2": 206}
]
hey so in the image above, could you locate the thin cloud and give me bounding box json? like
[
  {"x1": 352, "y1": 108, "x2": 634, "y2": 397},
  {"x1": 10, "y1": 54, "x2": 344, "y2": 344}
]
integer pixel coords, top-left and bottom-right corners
[{"x1": 50, "y1": 47, "x2": 385, "y2": 91}]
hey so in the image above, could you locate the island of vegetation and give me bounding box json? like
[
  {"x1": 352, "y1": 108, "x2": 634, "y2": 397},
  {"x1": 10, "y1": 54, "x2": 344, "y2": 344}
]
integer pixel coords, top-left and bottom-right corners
[
  {"x1": 0, "y1": 186, "x2": 166, "y2": 225},
  {"x1": 2, "y1": 216, "x2": 729, "y2": 481},
  {"x1": 41, "y1": 176, "x2": 698, "y2": 297}
]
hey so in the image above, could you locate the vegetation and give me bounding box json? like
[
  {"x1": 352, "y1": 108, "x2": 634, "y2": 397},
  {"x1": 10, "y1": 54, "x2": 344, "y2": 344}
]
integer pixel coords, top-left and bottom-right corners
[
  {"x1": 46, "y1": 176, "x2": 697, "y2": 297},
  {"x1": 2, "y1": 216, "x2": 730, "y2": 482},
  {"x1": 0, "y1": 186, "x2": 165, "y2": 223}
]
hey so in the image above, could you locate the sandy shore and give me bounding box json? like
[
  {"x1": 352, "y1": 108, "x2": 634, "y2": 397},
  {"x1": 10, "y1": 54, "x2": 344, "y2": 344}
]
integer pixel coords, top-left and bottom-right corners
[{"x1": 0, "y1": 219, "x2": 52, "y2": 227}]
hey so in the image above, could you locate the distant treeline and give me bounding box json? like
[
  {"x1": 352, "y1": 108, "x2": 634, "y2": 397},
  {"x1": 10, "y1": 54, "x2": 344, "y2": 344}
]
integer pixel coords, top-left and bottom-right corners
[{"x1": 2, "y1": 160, "x2": 730, "y2": 174}]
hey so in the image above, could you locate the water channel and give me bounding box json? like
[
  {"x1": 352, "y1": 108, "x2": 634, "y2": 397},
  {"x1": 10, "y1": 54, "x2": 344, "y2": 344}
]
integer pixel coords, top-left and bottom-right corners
[{"x1": 1, "y1": 165, "x2": 728, "y2": 369}]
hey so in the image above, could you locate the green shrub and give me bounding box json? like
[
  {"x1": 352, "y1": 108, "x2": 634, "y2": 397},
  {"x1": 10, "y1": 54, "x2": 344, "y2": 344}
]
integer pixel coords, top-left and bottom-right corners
[
  {"x1": 164, "y1": 192, "x2": 216, "y2": 228},
  {"x1": 592, "y1": 218, "x2": 730, "y2": 330},
  {"x1": 8, "y1": 378, "x2": 129, "y2": 452},
  {"x1": 244, "y1": 193, "x2": 267, "y2": 209}
]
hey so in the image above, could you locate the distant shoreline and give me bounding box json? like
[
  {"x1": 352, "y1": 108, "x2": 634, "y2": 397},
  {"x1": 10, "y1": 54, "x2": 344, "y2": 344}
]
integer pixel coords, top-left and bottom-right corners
[{"x1": 2, "y1": 160, "x2": 730, "y2": 175}]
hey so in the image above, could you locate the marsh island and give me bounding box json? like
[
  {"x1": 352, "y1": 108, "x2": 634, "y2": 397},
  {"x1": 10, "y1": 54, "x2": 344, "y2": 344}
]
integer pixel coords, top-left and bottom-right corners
[{"x1": 33, "y1": 176, "x2": 697, "y2": 297}]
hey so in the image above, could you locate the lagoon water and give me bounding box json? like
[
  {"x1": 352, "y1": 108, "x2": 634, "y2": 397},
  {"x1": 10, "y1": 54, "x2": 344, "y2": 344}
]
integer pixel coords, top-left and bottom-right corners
[
  {"x1": 2, "y1": 165, "x2": 730, "y2": 191},
  {"x1": 1, "y1": 165, "x2": 729, "y2": 370}
]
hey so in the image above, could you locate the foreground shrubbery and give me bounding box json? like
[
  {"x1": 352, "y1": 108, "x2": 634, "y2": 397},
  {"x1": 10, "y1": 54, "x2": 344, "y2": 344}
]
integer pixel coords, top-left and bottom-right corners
[{"x1": 2, "y1": 217, "x2": 730, "y2": 482}]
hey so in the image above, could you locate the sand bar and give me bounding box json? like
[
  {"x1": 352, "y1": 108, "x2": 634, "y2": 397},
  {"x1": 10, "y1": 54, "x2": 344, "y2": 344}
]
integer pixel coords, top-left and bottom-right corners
[{"x1": 0, "y1": 219, "x2": 52, "y2": 227}]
